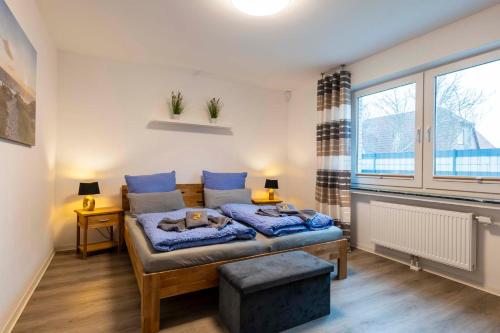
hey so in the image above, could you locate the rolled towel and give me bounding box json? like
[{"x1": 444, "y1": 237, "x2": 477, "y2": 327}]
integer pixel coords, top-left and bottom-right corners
[
  {"x1": 295, "y1": 209, "x2": 318, "y2": 222},
  {"x1": 208, "y1": 215, "x2": 232, "y2": 230},
  {"x1": 256, "y1": 208, "x2": 284, "y2": 218},
  {"x1": 158, "y1": 218, "x2": 186, "y2": 232},
  {"x1": 257, "y1": 207, "x2": 319, "y2": 223}
]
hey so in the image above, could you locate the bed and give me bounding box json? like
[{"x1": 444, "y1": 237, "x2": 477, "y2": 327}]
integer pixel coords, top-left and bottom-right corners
[{"x1": 122, "y1": 184, "x2": 348, "y2": 333}]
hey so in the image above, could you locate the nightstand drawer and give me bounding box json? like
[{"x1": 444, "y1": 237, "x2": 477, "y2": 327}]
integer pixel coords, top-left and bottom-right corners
[{"x1": 87, "y1": 213, "x2": 119, "y2": 227}]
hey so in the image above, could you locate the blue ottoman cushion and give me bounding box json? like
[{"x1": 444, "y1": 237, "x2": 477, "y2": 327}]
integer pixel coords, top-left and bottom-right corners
[{"x1": 219, "y1": 251, "x2": 333, "y2": 294}]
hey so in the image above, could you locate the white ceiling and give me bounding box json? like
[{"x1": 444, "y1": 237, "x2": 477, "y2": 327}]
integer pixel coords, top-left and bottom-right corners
[{"x1": 37, "y1": 0, "x2": 499, "y2": 91}]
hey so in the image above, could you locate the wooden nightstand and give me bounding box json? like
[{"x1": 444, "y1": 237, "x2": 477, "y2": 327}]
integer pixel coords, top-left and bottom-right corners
[
  {"x1": 75, "y1": 207, "x2": 124, "y2": 259},
  {"x1": 251, "y1": 198, "x2": 283, "y2": 205}
]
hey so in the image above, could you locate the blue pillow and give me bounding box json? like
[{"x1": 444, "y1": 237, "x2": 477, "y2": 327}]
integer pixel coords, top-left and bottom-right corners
[
  {"x1": 203, "y1": 170, "x2": 247, "y2": 190},
  {"x1": 125, "y1": 172, "x2": 176, "y2": 193}
]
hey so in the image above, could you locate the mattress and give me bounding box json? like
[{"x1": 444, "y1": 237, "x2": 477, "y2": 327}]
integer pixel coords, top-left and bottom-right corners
[
  {"x1": 125, "y1": 215, "x2": 267, "y2": 273},
  {"x1": 126, "y1": 215, "x2": 344, "y2": 273},
  {"x1": 256, "y1": 226, "x2": 343, "y2": 252}
]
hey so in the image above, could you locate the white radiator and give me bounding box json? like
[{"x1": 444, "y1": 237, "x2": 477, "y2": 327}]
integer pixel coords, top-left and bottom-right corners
[{"x1": 370, "y1": 201, "x2": 476, "y2": 271}]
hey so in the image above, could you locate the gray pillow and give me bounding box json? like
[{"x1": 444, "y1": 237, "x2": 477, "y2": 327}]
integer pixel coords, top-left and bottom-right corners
[
  {"x1": 127, "y1": 190, "x2": 185, "y2": 215},
  {"x1": 204, "y1": 188, "x2": 252, "y2": 209}
]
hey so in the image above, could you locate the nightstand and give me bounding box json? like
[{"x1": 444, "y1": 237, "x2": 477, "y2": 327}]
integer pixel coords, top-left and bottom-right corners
[
  {"x1": 251, "y1": 198, "x2": 283, "y2": 205},
  {"x1": 75, "y1": 207, "x2": 124, "y2": 259}
]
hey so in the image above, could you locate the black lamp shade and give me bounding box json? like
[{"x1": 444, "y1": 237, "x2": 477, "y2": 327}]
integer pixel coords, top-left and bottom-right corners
[
  {"x1": 78, "y1": 182, "x2": 100, "y2": 196},
  {"x1": 264, "y1": 179, "x2": 279, "y2": 189}
]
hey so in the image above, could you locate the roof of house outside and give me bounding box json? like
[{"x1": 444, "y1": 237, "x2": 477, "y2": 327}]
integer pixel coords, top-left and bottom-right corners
[{"x1": 360, "y1": 109, "x2": 494, "y2": 154}]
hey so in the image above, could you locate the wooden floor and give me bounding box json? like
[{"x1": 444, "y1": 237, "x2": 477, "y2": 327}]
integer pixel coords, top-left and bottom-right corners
[{"x1": 13, "y1": 249, "x2": 500, "y2": 333}]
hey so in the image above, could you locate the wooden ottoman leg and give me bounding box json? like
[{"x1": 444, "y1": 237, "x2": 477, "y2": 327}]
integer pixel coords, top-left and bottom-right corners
[
  {"x1": 141, "y1": 275, "x2": 160, "y2": 333},
  {"x1": 337, "y1": 239, "x2": 348, "y2": 280}
]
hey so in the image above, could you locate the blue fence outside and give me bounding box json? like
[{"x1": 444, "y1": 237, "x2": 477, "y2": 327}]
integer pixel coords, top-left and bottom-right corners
[{"x1": 360, "y1": 148, "x2": 500, "y2": 177}]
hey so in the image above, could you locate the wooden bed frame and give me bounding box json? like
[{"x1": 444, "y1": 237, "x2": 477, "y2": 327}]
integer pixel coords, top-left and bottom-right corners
[{"x1": 122, "y1": 184, "x2": 348, "y2": 333}]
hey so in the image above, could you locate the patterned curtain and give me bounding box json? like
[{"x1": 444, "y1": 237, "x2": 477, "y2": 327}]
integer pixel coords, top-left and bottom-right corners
[{"x1": 316, "y1": 70, "x2": 352, "y2": 243}]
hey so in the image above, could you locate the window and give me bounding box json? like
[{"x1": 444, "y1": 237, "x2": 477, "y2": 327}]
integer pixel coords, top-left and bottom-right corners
[
  {"x1": 433, "y1": 59, "x2": 500, "y2": 178},
  {"x1": 353, "y1": 74, "x2": 423, "y2": 188},
  {"x1": 424, "y1": 50, "x2": 500, "y2": 194},
  {"x1": 357, "y1": 83, "x2": 416, "y2": 175},
  {"x1": 354, "y1": 49, "x2": 500, "y2": 195}
]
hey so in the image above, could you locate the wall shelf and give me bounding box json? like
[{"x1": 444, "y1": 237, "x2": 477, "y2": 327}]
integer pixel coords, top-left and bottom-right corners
[
  {"x1": 151, "y1": 118, "x2": 232, "y2": 130},
  {"x1": 147, "y1": 118, "x2": 233, "y2": 135}
]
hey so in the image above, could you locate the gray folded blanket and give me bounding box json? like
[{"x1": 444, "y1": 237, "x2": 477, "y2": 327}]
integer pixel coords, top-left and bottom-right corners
[
  {"x1": 256, "y1": 208, "x2": 317, "y2": 222},
  {"x1": 158, "y1": 212, "x2": 233, "y2": 232}
]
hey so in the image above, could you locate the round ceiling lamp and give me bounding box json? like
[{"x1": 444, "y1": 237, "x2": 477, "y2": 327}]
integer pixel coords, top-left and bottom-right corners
[{"x1": 232, "y1": 0, "x2": 291, "y2": 16}]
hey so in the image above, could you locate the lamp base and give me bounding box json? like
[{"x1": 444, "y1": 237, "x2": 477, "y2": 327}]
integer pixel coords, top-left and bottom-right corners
[
  {"x1": 268, "y1": 190, "x2": 275, "y2": 201},
  {"x1": 82, "y1": 195, "x2": 95, "y2": 211}
]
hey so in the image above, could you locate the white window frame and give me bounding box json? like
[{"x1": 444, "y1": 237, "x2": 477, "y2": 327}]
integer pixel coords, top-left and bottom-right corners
[
  {"x1": 423, "y1": 49, "x2": 500, "y2": 194},
  {"x1": 352, "y1": 73, "x2": 424, "y2": 188}
]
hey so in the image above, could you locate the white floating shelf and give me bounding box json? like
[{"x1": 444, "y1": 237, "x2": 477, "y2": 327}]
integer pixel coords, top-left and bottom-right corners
[{"x1": 151, "y1": 118, "x2": 232, "y2": 130}]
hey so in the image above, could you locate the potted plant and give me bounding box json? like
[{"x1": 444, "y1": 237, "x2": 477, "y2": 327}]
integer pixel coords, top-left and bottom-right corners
[
  {"x1": 207, "y1": 97, "x2": 222, "y2": 123},
  {"x1": 168, "y1": 91, "x2": 184, "y2": 120}
]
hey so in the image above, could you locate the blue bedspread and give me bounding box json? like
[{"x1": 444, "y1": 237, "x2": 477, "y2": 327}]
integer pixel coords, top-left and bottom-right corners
[
  {"x1": 136, "y1": 208, "x2": 256, "y2": 252},
  {"x1": 220, "y1": 204, "x2": 333, "y2": 237}
]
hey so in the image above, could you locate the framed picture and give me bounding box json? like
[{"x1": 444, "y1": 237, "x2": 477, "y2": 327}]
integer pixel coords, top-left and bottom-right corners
[{"x1": 0, "y1": 1, "x2": 37, "y2": 146}]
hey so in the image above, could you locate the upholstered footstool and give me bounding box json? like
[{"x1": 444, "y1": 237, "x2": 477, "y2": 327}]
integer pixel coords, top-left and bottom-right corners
[{"x1": 218, "y1": 251, "x2": 334, "y2": 333}]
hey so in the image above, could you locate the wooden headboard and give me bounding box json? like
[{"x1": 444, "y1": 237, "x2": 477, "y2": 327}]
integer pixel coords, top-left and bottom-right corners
[{"x1": 121, "y1": 184, "x2": 204, "y2": 211}]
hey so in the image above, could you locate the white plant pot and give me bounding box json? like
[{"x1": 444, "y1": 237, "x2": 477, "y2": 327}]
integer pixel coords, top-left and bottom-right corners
[
  {"x1": 171, "y1": 114, "x2": 181, "y2": 120},
  {"x1": 209, "y1": 117, "x2": 218, "y2": 124}
]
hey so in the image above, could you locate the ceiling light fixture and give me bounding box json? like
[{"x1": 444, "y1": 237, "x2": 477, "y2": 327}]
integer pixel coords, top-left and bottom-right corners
[{"x1": 232, "y1": 0, "x2": 291, "y2": 16}]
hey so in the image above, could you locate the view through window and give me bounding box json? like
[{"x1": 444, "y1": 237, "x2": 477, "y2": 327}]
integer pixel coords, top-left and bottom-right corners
[
  {"x1": 434, "y1": 59, "x2": 500, "y2": 177},
  {"x1": 357, "y1": 83, "x2": 416, "y2": 175}
]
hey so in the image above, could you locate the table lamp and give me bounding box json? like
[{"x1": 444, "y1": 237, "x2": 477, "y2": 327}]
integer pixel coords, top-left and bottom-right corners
[
  {"x1": 264, "y1": 179, "x2": 279, "y2": 200},
  {"x1": 78, "y1": 182, "x2": 100, "y2": 211}
]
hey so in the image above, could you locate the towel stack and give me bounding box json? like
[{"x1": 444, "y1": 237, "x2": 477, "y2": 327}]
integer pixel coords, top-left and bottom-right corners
[{"x1": 158, "y1": 210, "x2": 232, "y2": 232}]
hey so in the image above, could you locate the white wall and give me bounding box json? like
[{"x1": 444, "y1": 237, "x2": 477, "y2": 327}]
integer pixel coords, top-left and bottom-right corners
[
  {"x1": 286, "y1": 4, "x2": 500, "y2": 295},
  {"x1": 287, "y1": 81, "x2": 316, "y2": 208},
  {"x1": 53, "y1": 52, "x2": 289, "y2": 249},
  {"x1": 0, "y1": 0, "x2": 58, "y2": 331},
  {"x1": 350, "y1": 3, "x2": 500, "y2": 90}
]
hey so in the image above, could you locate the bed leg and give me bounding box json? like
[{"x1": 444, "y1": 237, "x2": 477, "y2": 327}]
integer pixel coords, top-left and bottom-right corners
[
  {"x1": 141, "y1": 275, "x2": 160, "y2": 333},
  {"x1": 337, "y1": 239, "x2": 348, "y2": 280}
]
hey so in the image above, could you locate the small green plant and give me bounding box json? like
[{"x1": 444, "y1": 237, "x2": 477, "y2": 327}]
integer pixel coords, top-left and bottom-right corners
[
  {"x1": 207, "y1": 97, "x2": 222, "y2": 119},
  {"x1": 169, "y1": 91, "x2": 184, "y2": 115}
]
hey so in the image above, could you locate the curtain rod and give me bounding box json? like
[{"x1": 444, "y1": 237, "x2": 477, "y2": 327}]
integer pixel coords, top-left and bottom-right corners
[{"x1": 321, "y1": 64, "x2": 347, "y2": 78}]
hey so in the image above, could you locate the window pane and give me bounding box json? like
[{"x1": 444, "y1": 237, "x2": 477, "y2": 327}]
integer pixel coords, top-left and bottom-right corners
[
  {"x1": 357, "y1": 83, "x2": 416, "y2": 175},
  {"x1": 434, "y1": 59, "x2": 500, "y2": 177}
]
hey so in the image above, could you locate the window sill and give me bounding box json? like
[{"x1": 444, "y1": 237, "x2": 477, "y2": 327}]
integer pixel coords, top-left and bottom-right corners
[{"x1": 350, "y1": 186, "x2": 500, "y2": 210}]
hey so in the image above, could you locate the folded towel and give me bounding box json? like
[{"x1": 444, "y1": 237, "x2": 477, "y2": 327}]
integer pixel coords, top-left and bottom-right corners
[
  {"x1": 276, "y1": 203, "x2": 299, "y2": 214},
  {"x1": 186, "y1": 210, "x2": 211, "y2": 229}
]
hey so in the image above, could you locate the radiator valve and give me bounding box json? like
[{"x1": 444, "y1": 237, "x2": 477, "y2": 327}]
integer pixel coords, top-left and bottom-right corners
[{"x1": 475, "y1": 215, "x2": 493, "y2": 225}]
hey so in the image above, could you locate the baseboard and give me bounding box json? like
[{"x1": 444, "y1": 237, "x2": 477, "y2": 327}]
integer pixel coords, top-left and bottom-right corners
[
  {"x1": 55, "y1": 244, "x2": 75, "y2": 252},
  {"x1": 1, "y1": 250, "x2": 55, "y2": 333},
  {"x1": 353, "y1": 243, "x2": 500, "y2": 298}
]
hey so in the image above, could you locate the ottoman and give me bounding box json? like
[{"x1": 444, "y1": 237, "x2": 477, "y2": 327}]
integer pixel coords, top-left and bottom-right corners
[{"x1": 218, "y1": 251, "x2": 334, "y2": 333}]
